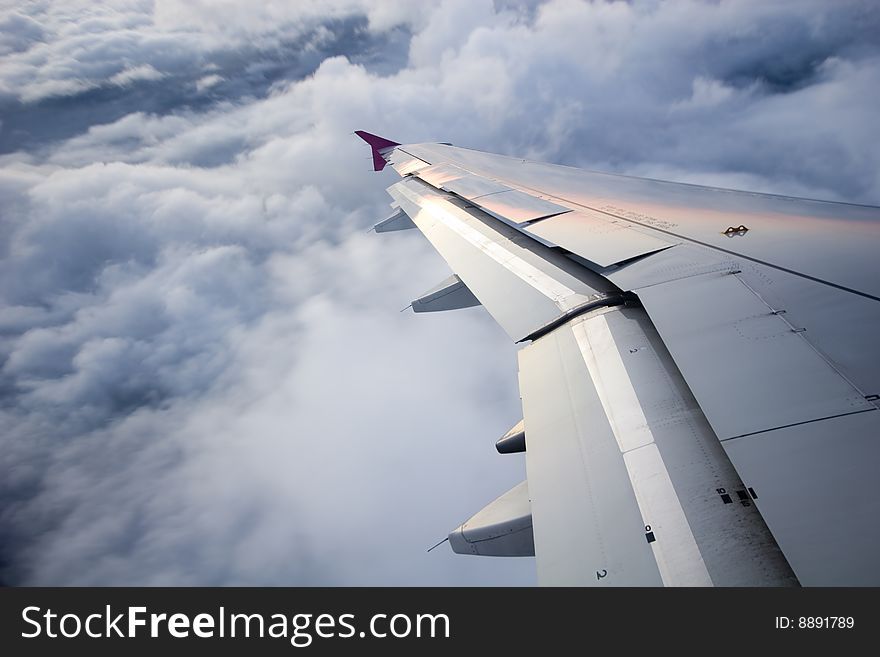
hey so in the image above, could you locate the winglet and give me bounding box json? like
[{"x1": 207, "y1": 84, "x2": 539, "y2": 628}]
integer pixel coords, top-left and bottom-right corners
[{"x1": 355, "y1": 130, "x2": 400, "y2": 171}]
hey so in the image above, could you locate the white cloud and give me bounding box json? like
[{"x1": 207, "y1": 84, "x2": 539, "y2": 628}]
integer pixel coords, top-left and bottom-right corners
[
  {"x1": 0, "y1": 0, "x2": 878, "y2": 586},
  {"x1": 109, "y1": 63, "x2": 164, "y2": 86},
  {"x1": 672, "y1": 76, "x2": 740, "y2": 110},
  {"x1": 195, "y1": 73, "x2": 223, "y2": 92}
]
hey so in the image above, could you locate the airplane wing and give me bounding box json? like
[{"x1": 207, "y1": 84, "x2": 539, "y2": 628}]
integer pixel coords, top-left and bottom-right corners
[{"x1": 356, "y1": 131, "x2": 880, "y2": 586}]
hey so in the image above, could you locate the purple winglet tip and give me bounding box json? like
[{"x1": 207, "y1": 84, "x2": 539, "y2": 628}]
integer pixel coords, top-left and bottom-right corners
[{"x1": 355, "y1": 130, "x2": 400, "y2": 171}]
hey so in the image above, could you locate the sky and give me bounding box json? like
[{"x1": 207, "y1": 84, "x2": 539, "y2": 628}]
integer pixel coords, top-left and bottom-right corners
[{"x1": 1, "y1": 0, "x2": 878, "y2": 586}]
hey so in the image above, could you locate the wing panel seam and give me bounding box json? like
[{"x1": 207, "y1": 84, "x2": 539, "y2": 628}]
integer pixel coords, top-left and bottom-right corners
[{"x1": 719, "y1": 407, "x2": 878, "y2": 442}]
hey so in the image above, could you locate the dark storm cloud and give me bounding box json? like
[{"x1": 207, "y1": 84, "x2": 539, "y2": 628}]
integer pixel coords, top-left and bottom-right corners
[
  {"x1": 0, "y1": 10, "x2": 46, "y2": 56},
  {"x1": 0, "y1": 14, "x2": 409, "y2": 154},
  {"x1": 0, "y1": 0, "x2": 878, "y2": 586}
]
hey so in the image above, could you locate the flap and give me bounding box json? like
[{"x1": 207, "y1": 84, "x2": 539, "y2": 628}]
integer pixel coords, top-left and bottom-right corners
[
  {"x1": 417, "y1": 162, "x2": 570, "y2": 224},
  {"x1": 524, "y1": 207, "x2": 674, "y2": 267},
  {"x1": 472, "y1": 189, "x2": 570, "y2": 224},
  {"x1": 415, "y1": 162, "x2": 469, "y2": 187},
  {"x1": 723, "y1": 410, "x2": 880, "y2": 585},
  {"x1": 636, "y1": 271, "x2": 874, "y2": 440},
  {"x1": 441, "y1": 174, "x2": 508, "y2": 198}
]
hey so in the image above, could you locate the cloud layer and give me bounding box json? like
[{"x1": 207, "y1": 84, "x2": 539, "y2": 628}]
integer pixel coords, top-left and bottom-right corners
[{"x1": 1, "y1": 0, "x2": 878, "y2": 585}]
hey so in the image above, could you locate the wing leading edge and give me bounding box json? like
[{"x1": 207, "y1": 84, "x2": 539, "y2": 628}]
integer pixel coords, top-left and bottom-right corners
[{"x1": 357, "y1": 131, "x2": 880, "y2": 586}]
